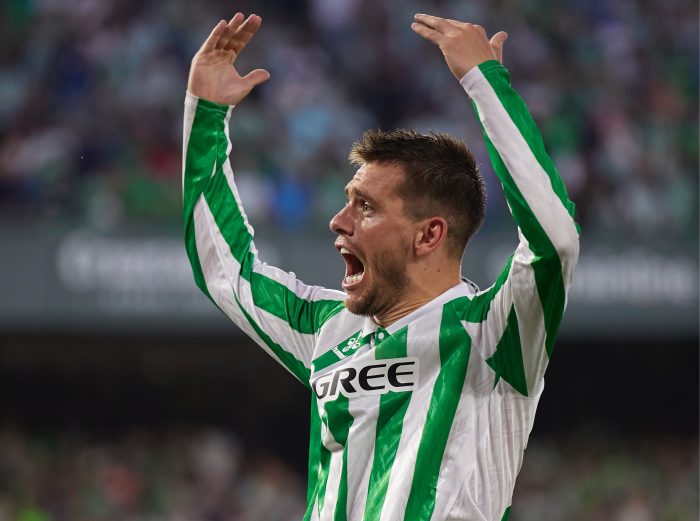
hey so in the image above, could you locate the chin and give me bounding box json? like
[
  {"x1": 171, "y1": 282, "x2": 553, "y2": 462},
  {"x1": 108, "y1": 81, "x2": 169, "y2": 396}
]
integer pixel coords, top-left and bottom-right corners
[
  {"x1": 343, "y1": 289, "x2": 373, "y2": 316},
  {"x1": 343, "y1": 294, "x2": 368, "y2": 316},
  {"x1": 344, "y1": 286, "x2": 387, "y2": 317}
]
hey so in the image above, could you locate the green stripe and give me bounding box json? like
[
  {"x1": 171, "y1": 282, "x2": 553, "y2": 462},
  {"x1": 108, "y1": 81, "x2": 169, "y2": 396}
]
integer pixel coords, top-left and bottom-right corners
[
  {"x1": 472, "y1": 94, "x2": 568, "y2": 359},
  {"x1": 207, "y1": 110, "x2": 345, "y2": 333},
  {"x1": 403, "y1": 302, "x2": 472, "y2": 520},
  {"x1": 313, "y1": 433, "x2": 332, "y2": 519},
  {"x1": 232, "y1": 291, "x2": 311, "y2": 385},
  {"x1": 328, "y1": 397, "x2": 353, "y2": 521},
  {"x1": 184, "y1": 97, "x2": 343, "y2": 335},
  {"x1": 184, "y1": 226, "x2": 212, "y2": 302},
  {"x1": 203, "y1": 169, "x2": 253, "y2": 260},
  {"x1": 250, "y1": 269, "x2": 345, "y2": 335},
  {"x1": 202, "y1": 155, "x2": 344, "y2": 335},
  {"x1": 477, "y1": 60, "x2": 576, "y2": 221},
  {"x1": 312, "y1": 331, "x2": 372, "y2": 372},
  {"x1": 486, "y1": 305, "x2": 528, "y2": 396},
  {"x1": 363, "y1": 327, "x2": 410, "y2": 520},
  {"x1": 303, "y1": 398, "x2": 323, "y2": 520},
  {"x1": 474, "y1": 61, "x2": 576, "y2": 357},
  {"x1": 481, "y1": 132, "x2": 567, "y2": 358},
  {"x1": 312, "y1": 397, "x2": 354, "y2": 519},
  {"x1": 459, "y1": 254, "x2": 514, "y2": 323},
  {"x1": 183, "y1": 99, "x2": 229, "y2": 300},
  {"x1": 501, "y1": 506, "x2": 512, "y2": 521}
]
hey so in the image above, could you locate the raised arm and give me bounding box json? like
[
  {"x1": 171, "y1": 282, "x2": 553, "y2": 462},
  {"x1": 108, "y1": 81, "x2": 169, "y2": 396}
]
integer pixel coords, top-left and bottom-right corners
[
  {"x1": 413, "y1": 15, "x2": 580, "y2": 397},
  {"x1": 183, "y1": 14, "x2": 345, "y2": 386}
]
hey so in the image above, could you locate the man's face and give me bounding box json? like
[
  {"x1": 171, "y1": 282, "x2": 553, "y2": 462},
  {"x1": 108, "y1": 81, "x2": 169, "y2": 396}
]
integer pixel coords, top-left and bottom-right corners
[{"x1": 329, "y1": 162, "x2": 415, "y2": 316}]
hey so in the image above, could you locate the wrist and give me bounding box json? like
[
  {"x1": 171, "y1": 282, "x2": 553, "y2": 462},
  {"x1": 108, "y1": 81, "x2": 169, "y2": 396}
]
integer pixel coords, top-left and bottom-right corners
[
  {"x1": 184, "y1": 91, "x2": 232, "y2": 114},
  {"x1": 459, "y1": 60, "x2": 507, "y2": 98}
]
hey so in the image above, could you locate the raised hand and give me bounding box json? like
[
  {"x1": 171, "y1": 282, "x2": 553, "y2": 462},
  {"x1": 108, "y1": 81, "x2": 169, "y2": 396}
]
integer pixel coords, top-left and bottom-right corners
[
  {"x1": 411, "y1": 14, "x2": 508, "y2": 80},
  {"x1": 187, "y1": 13, "x2": 270, "y2": 106}
]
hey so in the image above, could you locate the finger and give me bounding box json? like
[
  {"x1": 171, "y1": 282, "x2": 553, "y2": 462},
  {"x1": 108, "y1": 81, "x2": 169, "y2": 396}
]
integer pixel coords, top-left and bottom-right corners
[
  {"x1": 242, "y1": 68, "x2": 271, "y2": 88},
  {"x1": 234, "y1": 14, "x2": 262, "y2": 43},
  {"x1": 200, "y1": 20, "x2": 227, "y2": 52},
  {"x1": 445, "y1": 18, "x2": 465, "y2": 29},
  {"x1": 414, "y1": 13, "x2": 451, "y2": 34},
  {"x1": 489, "y1": 31, "x2": 508, "y2": 63},
  {"x1": 226, "y1": 14, "x2": 262, "y2": 55},
  {"x1": 217, "y1": 12, "x2": 244, "y2": 50},
  {"x1": 411, "y1": 21, "x2": 444, "y2": 45},
  {"x1": 472, "y1": 24, "x2": 487, "y2": 36},
  {"x1": 228, "y1": 12, "x2": 245, "y2": 31}
]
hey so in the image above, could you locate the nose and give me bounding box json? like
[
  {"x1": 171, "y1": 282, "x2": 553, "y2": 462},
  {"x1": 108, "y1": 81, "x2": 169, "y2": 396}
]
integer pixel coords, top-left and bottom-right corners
[{"x1": 329, "y1": 204, "x2": 352, "y2": 236}]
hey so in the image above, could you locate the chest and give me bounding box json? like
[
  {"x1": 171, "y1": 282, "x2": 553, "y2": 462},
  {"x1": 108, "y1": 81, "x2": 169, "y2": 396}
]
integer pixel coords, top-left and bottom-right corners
[{"x1": 310, "y1": 313, "x2": 472, "y2": 450}]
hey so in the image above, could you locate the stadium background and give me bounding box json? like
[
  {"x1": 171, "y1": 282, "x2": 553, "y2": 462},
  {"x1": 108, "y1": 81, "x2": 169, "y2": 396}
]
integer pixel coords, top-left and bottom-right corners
[{"x1": 0, "y1": 0, "x2": 697, "y2": 519}]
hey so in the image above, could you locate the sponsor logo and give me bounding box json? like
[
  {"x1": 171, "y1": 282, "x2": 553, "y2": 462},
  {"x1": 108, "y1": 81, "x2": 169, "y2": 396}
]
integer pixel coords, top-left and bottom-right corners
[
  {"x1": 330, "y1": 334, "x2": 367, "y2": 360},
  {"x1": 312, "y1": 357, "x2": 419, "y2": 401}
]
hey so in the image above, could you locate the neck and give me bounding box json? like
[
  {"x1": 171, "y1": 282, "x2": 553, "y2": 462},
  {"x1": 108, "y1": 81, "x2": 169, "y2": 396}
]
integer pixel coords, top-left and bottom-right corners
[{"x1": 373, "y1": 271, "x2": 461, "y2": 327}]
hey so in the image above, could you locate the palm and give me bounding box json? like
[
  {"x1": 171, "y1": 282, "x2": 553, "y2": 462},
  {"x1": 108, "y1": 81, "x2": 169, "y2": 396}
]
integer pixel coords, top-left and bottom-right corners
[
  {"x1": 188, "y1": 14, "x2": 270, "y2": 106},
  {"x1": 189, "y1": 50, "x2": 245, "y2": 104}
]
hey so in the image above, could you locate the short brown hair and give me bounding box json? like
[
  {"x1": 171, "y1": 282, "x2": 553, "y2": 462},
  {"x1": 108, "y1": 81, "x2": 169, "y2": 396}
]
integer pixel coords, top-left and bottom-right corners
[{"x1": 349, "y1": 129, "x2": 486, "y2": 257}]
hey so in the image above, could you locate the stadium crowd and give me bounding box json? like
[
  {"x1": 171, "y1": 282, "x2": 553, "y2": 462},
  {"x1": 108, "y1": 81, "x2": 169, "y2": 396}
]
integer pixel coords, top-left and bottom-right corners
[
  {"x1": 0, "y1": 426, "x2": 306, "y2": 521},
  {"x1": 0, "y1": 0, "x2": 697, "y2": 237},
  {"x1": 0, "y1": 1, "x2": 697, "y2": 519},
  {"x1": 0, "y1": 426, "x2": 695, "y2": 521}
]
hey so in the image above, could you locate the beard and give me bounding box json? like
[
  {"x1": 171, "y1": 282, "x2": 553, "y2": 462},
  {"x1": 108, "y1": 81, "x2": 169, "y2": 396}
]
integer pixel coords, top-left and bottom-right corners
[{"x1": 344, "y1": 248, "x2": 408, "y2": 317}]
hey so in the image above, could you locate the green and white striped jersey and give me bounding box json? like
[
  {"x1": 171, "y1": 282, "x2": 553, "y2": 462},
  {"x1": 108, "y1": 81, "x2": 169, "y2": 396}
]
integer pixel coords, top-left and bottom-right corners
[{"x1": 183, "y1": 60, "x2": 579, "y2": 521}]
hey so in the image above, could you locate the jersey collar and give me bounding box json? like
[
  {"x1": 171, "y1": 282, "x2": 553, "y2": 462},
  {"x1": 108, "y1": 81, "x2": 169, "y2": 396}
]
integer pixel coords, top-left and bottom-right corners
[{"x1": 359, "y1": 280, "x2": 476, "y2": 340}]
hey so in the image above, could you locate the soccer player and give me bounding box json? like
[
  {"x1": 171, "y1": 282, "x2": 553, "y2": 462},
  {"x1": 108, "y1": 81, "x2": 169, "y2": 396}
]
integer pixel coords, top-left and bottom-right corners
[{"x1": 183, "y1": 11, "x2": 579, "y2": 521}]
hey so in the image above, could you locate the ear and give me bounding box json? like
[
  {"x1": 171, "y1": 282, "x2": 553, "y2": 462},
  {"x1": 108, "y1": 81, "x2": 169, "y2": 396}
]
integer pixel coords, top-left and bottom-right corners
[{"x1": 414, "y1": 217, "x2": 448, "y2": 257}]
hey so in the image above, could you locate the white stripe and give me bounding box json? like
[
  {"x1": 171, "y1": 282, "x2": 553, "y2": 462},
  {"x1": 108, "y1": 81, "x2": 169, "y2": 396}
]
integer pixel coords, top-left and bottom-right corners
[
  {"x1": 345, "y1": 391, "x2": 380, "y2": 520},
  {"x1": 235, "y1": 261, "x2": 316, "y2": 367},
  {"x1": 378, "y1": 317, "x2": 442, "y2": 521},
  {"x1": 431, "y1": 343, "x2": 493, "y2": 520},
  {"x1": 196, "y1": 196, "x2": 310, "y2": 357},
  {"x1": 432, "y1": 330, "x2": 543, "y2": 519},
  {"x1": 255, "y1": 306, "x2": 319, "y2": 367},
  {"x1": 310, "y1": 499, "x2": 320, "y2": 521},
  {"x1": 190, "y1": 101, "x2": 345, "y2": 371},
  {"x1": 511, "y1": 232, "x2": 549, "y2": 395},
  {"x1": 253, "y1": 262, "x2": 346, "y2": 303},
  {"x1": 221, "y1": 142, "x2": 256, "y2": 239},
  {"x1": 194, "y1": 196, "x2": 243, "y2": 321},
  {"x1": 463, "y1": 277, "x2": 511, "y2": 361},
  {"x1": 221, "y1": 151, "x2": 344, "y2": 304},
  {"x1": 440, "y1": 381, "x2": 537, "y2": 520},
  {"x1": 484, "y1": 380, "x2": 540, "y2": 513},
  {"x1": 464, "y1": 237, "x2": 548, "y2": 396},
  {"x1": 193, "y1": 197, "x2": 309, "y2": 378},
  {"x1": 320, "y1": 446, "x2": 344, "y2": 521},
  {"x1": 218, "y1": 123, "x2": 344, "y2": 310},
  {"x1": 182, "y1": 93, "x2": 198, "y2": 191},
  {"x1": 461, "y1": 68, "x2": 579, "y2": 263}
]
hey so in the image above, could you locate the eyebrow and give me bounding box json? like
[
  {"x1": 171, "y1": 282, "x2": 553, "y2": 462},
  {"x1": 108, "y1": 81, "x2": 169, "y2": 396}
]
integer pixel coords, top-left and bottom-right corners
[{"x1": 345, "y1": 185, "x2": 377, "y2": 205}]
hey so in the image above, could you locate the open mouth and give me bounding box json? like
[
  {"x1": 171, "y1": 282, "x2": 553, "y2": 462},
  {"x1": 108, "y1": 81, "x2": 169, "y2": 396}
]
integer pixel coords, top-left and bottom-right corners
[{"x1": 340, "y1": 247, "x2": 365, "y2": 288}]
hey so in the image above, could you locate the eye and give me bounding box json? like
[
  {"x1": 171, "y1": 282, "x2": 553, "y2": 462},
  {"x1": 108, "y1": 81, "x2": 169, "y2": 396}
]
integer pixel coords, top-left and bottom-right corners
[{"x1": 361, "y1": 201, "x2": 372, "y2": 213}]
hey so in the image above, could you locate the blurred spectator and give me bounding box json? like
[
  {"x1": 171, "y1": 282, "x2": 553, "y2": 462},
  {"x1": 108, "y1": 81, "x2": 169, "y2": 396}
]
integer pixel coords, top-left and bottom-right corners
[
  {"x1": 0, "y1": 426, "x2": 694, "y2": 520},
  {"x1": 0, "y1": 0, "x2": 697, "y2": 237},
  {"x1": 0, "y1": 426, "x2": 306, "y2": 521},
  {"x1": 512, "y1": 433, "x2": 698, "y2": 521}
]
